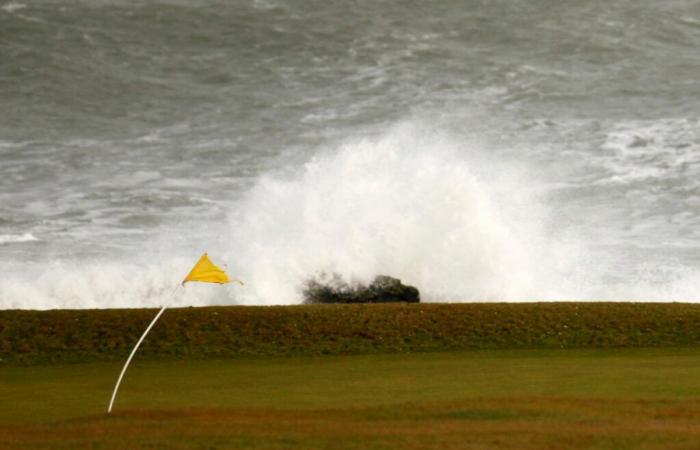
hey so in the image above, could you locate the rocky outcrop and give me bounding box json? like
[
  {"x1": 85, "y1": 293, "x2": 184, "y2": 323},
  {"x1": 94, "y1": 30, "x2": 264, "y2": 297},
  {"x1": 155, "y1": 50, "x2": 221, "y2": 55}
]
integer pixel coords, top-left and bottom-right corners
[{"x1": 303, "y1": 274, "x2": 420, "y2": 304}]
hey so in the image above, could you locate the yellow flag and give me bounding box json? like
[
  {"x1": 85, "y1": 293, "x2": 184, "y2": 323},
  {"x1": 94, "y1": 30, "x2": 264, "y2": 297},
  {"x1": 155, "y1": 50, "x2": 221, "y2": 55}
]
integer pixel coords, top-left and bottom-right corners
[{"x1": 182, "y1": 253, "x2": 231, "y2": 285}]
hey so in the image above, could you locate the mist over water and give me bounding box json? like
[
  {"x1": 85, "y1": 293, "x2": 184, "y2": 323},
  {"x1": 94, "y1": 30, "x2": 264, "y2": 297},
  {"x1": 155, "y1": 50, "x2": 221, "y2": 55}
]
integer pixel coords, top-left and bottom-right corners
[{"x1": 1, "y1": 0, "x2": 699, "y2": 308}]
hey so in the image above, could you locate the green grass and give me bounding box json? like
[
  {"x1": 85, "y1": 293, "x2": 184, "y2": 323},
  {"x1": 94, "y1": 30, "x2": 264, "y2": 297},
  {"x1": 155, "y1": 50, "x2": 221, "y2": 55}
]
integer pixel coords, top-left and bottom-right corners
[
  {"x1": 3, "y1": 349, "x2": 700, "y2": 449},
  {"x1": 4, "y1": 303, "x2": 700, "y2": 365}
]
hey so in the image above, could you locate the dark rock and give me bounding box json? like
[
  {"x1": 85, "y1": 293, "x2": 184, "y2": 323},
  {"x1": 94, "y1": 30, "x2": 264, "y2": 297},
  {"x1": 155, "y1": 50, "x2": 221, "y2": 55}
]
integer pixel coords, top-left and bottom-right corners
[{"x1": 303, "y1": 274, "x2": 420, "y2": 304}]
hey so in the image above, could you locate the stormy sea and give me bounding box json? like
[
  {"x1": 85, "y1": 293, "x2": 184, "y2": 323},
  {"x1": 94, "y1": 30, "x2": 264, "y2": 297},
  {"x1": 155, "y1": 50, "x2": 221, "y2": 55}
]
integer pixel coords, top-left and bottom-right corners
[{"x1": 1, "y1": 0, "x2": 699, "y2": 309}]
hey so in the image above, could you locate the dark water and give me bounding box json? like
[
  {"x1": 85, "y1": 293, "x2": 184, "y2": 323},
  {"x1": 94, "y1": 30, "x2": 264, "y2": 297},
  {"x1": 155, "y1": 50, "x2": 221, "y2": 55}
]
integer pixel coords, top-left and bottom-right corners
[{"x1": 1, "y1": 0, "x2": 699, "y2": 308}]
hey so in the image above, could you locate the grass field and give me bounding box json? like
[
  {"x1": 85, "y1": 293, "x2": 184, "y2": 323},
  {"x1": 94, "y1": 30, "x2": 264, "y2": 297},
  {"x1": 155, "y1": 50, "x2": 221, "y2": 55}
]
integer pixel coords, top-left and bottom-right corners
[{"x1": 4, "y1": 348, "x2": 700, "y2": 449}]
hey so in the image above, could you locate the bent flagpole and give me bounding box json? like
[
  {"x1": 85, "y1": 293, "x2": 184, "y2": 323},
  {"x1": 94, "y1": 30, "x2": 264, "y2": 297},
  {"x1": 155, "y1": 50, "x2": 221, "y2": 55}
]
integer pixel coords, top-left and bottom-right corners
[
  {"x1": 108, "y1": 302, "x2": 170, "y2": 413},
  {"x1": 108, "y1": 253, "x2": 237, "y2": 413}
]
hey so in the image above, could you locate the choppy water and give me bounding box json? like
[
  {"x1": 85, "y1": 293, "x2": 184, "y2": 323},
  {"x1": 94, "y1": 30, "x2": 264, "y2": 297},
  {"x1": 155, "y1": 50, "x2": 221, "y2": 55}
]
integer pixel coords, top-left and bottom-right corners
[{"x1": 1, "y1": 0, "x2": 699, "y2": 309}]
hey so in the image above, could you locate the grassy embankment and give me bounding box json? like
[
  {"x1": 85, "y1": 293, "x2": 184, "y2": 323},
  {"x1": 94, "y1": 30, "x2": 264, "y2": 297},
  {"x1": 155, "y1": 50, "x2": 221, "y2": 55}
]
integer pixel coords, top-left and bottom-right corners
[
  {"x1": 3, "y1": 303, "x2": 700, "y2": 449},
  {"x1": 4, "y1": 302, "x2": 700, "y2": 365}
]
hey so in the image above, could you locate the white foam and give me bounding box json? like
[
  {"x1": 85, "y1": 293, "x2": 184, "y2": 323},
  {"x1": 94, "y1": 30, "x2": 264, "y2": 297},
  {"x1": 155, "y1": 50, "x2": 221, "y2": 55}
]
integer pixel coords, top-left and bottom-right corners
[
  {"x1": 0, "y1": 259, "x2": 236, "y2": 310},
  {"x1": 0, "y1": 233, "x2": 38, "y2": 245},
  {"x1": 252, "y1": 0, "x2": 283, "y2": 11},
  {"x1": 1, "y1": 2, "x2": 26, "y2": 13},
  {"x1": 597, "y1": 118, "x2": 700, "y2": 185}
]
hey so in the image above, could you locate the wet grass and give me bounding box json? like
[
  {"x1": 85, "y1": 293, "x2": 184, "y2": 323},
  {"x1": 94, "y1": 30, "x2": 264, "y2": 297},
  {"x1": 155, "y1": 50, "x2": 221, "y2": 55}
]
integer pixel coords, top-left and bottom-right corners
[{"x1": 3, "y1": 348, "x2": 700, "y2": 449}]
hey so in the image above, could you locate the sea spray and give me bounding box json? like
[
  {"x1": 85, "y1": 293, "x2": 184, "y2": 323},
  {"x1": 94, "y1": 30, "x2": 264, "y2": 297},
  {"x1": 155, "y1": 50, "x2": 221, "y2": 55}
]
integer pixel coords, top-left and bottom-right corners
[
  {"x1": 3, "y1": 122, "x2": 700, "y2": 309},
  {"x1": 0, "y1": 125, "x2": 569, "y2": 308},
  {"x1": 225, "y1": 124, "x2": 577, "y2": 304},
  {"x1": 0, "y1": 259, "x2": 230, "y2": 310}
]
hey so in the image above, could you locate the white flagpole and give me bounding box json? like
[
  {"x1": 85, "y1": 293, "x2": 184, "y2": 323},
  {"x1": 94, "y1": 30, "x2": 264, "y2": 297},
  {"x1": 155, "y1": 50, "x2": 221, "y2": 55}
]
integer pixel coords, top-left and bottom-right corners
[{"x1": 108, "y1": 284, "x2": 181, "y2": 413}]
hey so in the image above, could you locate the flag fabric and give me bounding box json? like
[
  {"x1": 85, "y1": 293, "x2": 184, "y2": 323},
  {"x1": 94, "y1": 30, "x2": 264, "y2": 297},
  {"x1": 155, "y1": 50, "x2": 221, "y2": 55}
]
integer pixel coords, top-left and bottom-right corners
[{"x1": 182, "y1": 253, "x2": 230, "y2": 285}]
